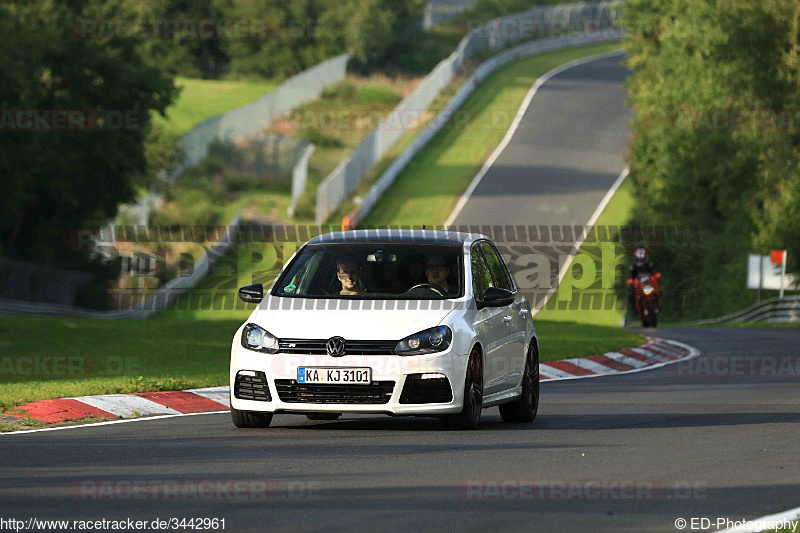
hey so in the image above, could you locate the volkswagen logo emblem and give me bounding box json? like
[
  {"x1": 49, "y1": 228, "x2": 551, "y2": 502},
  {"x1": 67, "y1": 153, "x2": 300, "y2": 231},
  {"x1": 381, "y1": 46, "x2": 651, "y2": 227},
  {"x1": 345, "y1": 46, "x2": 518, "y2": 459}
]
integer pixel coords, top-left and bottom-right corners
[{"x1": 326, "y1": 336, "x2": 346, "y2": 357}]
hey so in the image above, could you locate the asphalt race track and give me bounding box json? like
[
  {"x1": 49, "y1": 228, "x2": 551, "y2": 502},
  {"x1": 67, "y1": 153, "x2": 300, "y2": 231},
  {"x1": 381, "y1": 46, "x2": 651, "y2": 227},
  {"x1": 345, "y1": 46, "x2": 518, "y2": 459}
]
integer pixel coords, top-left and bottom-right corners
[
  {"x1": 452, "y1": 52, "x2": 631, "y2": 230},
  {"x1": 2, "y1": 54, "x2": 799, "y2": 533},
  {"x1": 452, "y1": 51, "x2": 633, "y2": 293},
  {"x1": 2, "y1": 327, "x2": 799, "y2": 532}
]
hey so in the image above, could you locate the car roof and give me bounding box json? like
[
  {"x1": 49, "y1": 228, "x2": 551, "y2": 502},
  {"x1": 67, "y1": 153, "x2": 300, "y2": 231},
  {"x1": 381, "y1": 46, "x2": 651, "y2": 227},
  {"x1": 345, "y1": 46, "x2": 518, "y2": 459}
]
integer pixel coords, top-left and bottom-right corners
[{"x1": 306, "y1": 229, "x2": 488, "y2": 246}]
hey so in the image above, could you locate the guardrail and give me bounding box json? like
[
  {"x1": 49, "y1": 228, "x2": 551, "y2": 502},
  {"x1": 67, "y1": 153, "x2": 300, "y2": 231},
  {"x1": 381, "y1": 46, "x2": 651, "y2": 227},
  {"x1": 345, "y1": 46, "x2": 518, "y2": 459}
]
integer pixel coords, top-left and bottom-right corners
[
  {"x1": 0, "y1": 213, "x2": 242, "y2": 319},
  {"x1": 315, "y1": 1, "x2": 618, "y2": 225},
  {"x1": 689, "y1": 296, "x2": 800, "y2": 325},
  {"x1": 288, "y1": 144, "x2": 316, "y2": 218}
]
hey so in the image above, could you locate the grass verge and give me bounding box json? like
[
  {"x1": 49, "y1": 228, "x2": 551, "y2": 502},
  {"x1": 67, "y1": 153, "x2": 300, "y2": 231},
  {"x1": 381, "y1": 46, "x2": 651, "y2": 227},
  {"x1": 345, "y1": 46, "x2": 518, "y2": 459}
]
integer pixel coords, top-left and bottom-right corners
[
  {"x1": 153, "y1": 76, "x2": 277, "y2": 138},
  {"x1": 536, "y1": 320, "x2": 644, "y2": 362},
  {"x1": 0, "y1": 314, "x2": 644, "y2": 410},
  {"x1": 0, "y1": 316, "x2": 237, "y2": 410},
  {"x1": 535, "y1": 177, "x2": 635, "y2": 326}
]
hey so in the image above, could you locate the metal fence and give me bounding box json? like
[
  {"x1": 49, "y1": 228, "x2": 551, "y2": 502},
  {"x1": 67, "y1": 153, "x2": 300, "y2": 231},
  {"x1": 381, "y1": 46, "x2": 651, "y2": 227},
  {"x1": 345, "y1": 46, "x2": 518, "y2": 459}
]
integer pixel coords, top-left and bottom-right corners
[
  {"x1": 0, "y1": 259, "x2": 94, "y2": 307},
  {"x1": 211, "y1": 134, "x2": 309, "y2": 182},
  {"x1": 0, "y1": 214, "x2": 242, "y2": 318},
  {"x1": 315, "y1": 2, "x2": 618, "y2": 225},
  {"x1": 289, "y1": 144, "x2": 316, "y2": 218},
  {"x1": 171, "y1": 54, "x2": 349, "y2": 182},
  {"x1": 423, "y1": 0, "x2": 478, "y2": 29}
]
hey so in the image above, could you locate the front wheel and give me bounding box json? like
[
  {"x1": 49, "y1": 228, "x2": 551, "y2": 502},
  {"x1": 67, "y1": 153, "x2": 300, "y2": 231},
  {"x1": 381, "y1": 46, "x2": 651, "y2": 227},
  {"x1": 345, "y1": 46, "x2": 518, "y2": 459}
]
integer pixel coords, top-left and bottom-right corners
[
  {"x1": 442, "y1": 348, "x2": 483, "y2": 430},
  {"x1": 499, "y1": 342, "x2": 539, "y2": 423},
  {"x1": 644, "y1": 300, "x2": 657, "y2": 328},
  {"x1": 231, "y1": 405, "x2": 272, "y2": 428}
]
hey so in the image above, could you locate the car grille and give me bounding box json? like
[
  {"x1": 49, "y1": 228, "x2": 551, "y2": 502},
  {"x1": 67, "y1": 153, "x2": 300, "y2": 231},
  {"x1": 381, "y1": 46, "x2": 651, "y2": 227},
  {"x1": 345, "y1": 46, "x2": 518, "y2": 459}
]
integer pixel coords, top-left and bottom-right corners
[
  {"x1": 399, "y1": 375, "x2": 453, "y2": 404},
  {"x1": 274, "y1": 380, "x2": 395, "y2": 404},
  {"x1": 278, "y1": 339, "x2": 397, "y2": 355},
  {"x1": 234, "y1": 371, "x2": 272, "y2": 402}
]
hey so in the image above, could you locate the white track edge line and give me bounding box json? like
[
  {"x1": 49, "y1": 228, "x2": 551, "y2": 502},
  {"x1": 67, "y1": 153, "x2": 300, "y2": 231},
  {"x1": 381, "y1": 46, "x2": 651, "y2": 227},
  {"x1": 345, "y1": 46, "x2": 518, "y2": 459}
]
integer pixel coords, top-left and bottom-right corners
[
  {"x1": 716, "y1": 504, "x2": 800, "y2": 533},
  {"x1": 1, "y1": 410, "x2": 229, "y2": 436},
  {"x1": 443, "y1": 50, "x2": 626, "y2": 228}
]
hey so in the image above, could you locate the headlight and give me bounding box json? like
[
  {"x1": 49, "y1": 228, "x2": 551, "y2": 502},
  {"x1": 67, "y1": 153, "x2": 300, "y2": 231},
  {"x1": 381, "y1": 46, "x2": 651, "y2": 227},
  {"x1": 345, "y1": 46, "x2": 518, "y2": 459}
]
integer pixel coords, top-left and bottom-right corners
[
  {"x1": 241, "y1": 323, "x2": 279, "y2": 353},
  {"x1": 643, "y1": 285, "x2": 654, "y2": 295},
  {"x1": 395, "y1": 326, "x2": 452, "y2": 356}
]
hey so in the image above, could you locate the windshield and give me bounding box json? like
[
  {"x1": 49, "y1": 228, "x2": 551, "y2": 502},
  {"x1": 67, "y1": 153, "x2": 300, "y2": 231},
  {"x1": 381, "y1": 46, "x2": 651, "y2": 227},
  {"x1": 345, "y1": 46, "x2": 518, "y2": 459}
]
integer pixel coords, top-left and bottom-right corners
[{"x1": 272, "y1": 243, "x2": 464, "y2": 299}]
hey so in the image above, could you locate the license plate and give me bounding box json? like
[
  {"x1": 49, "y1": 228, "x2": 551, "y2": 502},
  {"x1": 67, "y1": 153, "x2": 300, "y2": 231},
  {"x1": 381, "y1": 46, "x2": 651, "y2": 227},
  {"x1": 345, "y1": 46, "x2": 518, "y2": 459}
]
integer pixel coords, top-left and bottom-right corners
[{"x1": 298, "y1": 367, "x2": 371, "y2": 385}]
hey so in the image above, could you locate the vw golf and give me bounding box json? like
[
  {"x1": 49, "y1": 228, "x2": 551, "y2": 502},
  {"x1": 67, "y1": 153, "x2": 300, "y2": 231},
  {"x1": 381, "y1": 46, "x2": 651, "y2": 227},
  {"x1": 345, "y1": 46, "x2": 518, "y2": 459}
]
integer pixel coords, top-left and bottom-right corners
[{"x1": 230, "y1": 229, "x2": 539, "y2": 430}]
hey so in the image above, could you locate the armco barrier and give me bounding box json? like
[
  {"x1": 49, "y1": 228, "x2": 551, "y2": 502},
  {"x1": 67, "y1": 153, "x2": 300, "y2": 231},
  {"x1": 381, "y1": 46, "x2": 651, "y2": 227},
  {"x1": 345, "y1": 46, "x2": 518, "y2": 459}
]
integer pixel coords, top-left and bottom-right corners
[
  {"x1": 0, "y1": 213, "x2": 242, "y2": 319},
  {"x1": 173, "y1": 54, "x2": 349, "y2": 181},
  {"x1": 689, "y1": 296, "x2": 800, "y2": 325},
  {"x1": 288, "y1": 144, "x2": 316, "y2": 218},
  {"x1": 315, "y1": 2, "x2": 618, "y2": 225}
]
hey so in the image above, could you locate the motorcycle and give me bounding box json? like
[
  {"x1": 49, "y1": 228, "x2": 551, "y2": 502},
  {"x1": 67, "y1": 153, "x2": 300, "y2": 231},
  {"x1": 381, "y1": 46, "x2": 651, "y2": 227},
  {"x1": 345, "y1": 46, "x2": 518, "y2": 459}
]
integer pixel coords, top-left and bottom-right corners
[{"x1": 628, "y1": 272, "x2": 661, "y2": 327}]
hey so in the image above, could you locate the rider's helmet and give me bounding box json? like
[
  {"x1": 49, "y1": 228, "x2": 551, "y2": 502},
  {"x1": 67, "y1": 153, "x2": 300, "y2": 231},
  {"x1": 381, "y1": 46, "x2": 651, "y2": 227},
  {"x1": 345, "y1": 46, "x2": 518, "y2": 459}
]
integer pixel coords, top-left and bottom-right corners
[{"x1": 633, "y1": 248, "x2": 648, "y2": 267}]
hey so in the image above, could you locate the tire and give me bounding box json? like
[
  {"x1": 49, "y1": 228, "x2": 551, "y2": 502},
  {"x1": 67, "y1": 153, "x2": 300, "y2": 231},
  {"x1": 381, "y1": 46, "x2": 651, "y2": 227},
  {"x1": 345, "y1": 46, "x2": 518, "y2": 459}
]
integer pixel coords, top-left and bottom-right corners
[
  {"x1": 499, "y1": 342, "x2": 539, "y2": 423},
  {"x1": 645, "y1": 300, "x2": 656, "y2": 328},
  {"x1": 442, "y1": 348, "x2": 483, "y2": 430},
  {"x1": 306, "y1": 413, "x2": 341, "y2": 421},
  {"x1": 231, "y1": 406, "x2": 272, "y2": 428}
]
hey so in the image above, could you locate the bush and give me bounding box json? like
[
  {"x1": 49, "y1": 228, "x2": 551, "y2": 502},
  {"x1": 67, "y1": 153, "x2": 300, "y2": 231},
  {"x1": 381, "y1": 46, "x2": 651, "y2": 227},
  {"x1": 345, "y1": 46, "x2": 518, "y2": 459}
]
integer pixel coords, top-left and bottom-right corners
[
  {"x1": 322, "y1": 80, "x2": 359, "y2": 102},
  {"x1": 358, "y1": 85, "x2": 402, "y2": 106},
  {"x1": 299, "y1": 130, "x2": 344, "y2": 148},
  {"x1": 150, "y1": 189, "x2": 222, "y2": 227}
]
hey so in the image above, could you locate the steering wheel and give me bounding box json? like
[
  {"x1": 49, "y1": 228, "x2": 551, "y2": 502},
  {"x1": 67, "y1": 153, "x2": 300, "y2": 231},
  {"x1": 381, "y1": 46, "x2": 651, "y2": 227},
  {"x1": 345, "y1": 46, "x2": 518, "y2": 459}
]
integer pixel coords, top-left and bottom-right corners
[{"x1": 406, "y1": 283, "x2": 446, "y2": 296}]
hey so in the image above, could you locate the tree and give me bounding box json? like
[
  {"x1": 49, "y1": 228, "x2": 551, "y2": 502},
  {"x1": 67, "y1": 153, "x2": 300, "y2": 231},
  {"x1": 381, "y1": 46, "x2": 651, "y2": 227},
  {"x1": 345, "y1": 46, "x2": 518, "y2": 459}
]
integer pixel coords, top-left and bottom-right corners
[
  {"x1": 0, "y1": 0, "x2": 177, "y2": 268},
  {"x1": 622, "y1": 0, "x2": 800, "y2": 318}
]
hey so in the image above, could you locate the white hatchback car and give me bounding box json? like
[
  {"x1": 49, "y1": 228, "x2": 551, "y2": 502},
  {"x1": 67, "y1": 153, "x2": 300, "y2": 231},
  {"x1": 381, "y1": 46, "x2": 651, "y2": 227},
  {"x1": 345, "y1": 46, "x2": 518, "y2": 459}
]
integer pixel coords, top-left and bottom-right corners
[{"x1": 230, "y1": 229, "x2": 539, "y2": 430}]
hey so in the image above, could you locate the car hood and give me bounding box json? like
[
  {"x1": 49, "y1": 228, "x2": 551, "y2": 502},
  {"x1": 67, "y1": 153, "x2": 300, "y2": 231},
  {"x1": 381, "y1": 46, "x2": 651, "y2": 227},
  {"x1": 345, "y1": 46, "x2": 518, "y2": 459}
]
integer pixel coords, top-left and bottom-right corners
[{"x1": 252, "y1": 296, "x2": 462, "y2": 340}]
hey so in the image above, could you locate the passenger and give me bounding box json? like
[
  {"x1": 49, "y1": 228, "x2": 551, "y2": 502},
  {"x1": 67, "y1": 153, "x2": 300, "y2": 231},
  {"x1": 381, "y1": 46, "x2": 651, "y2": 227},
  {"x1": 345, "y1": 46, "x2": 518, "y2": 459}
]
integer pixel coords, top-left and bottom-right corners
[
  {"x1": 336, "y1": 258, "x2": 362, "y2": 295},
  {"x1": 425, "y1": 256, "x2": 451, "y2": 295}
]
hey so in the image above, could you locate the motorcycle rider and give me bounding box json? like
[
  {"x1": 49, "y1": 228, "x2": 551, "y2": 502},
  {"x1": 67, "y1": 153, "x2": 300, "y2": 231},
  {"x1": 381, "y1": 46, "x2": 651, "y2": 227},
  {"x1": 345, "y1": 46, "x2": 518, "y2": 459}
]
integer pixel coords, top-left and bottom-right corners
[{"x1": 628, "y1": 248, "x2": 657, "y2": 310}]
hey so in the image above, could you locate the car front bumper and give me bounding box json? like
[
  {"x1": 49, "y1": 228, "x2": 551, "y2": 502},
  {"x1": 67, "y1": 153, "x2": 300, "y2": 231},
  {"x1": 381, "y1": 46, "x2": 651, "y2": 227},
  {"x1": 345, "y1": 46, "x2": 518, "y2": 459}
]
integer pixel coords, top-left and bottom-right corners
[{"x1": 229, "y1": 340, "x2": 469, "y2": 416}]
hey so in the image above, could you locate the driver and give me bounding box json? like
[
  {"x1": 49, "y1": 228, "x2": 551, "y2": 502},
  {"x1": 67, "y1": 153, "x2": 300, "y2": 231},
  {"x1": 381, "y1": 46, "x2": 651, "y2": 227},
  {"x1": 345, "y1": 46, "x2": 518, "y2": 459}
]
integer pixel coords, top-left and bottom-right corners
[
  {"x1": 425, "y1": 256, "x2": 451, "y2": 295},
  {"x1": 336, "y1": 257, "x2": 362, "y2": 295}
]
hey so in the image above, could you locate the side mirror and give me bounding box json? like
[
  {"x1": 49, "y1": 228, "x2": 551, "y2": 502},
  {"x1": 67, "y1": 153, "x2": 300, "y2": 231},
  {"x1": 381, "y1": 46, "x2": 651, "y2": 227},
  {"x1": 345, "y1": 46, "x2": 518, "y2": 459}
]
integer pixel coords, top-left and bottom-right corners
[
  {"x1": 655, "y1": 272, "x2": 661, "y2": 279},
  {"x1": 238, "y1": 283, "x2": 264, "y2": 304},
  {"x1": 478, "y1": 287, "x2": 514, "y2": 309}
]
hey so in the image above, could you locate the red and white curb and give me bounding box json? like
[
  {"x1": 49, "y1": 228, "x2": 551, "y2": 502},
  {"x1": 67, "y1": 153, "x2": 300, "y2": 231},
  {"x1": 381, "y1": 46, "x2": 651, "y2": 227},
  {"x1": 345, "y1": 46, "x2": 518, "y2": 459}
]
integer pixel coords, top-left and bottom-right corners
[
  {"x1": 4, "y1": 387, "x2": 229, "y2": 425},
  {"x1": 4, "y1": 337, "x2": 697, "y2": 427},
  {"x1": 539, "y1": 337, "x2": 695, "y2": 381}
]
